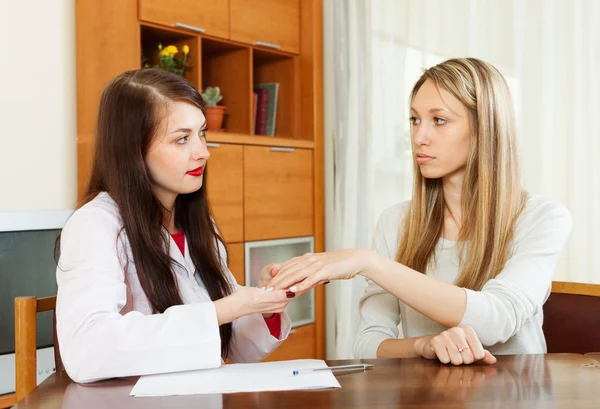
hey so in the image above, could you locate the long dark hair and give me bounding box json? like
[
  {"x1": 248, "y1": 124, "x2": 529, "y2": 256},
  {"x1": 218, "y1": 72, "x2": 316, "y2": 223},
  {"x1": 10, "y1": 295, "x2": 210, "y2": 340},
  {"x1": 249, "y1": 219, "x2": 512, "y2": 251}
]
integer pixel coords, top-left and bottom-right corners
[{"x1": 57, "y1": 69, "x2": 233, "y2": 358}]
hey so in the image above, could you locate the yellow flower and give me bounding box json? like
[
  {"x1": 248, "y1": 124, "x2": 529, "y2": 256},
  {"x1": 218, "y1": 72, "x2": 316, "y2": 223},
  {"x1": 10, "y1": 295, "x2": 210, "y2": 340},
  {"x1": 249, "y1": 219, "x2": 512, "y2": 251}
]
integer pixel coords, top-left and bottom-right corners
[
  {"x1": 165, "y1": 45, "x2": 178, "y2": 55},
  {"x1": 158, "y1": 42, "x2": 163, "y2": 51},
  {"x1": 159, "y1": 49, "x2": 170, "y2": 57},
  {"x1": 182, "y1": 45, "x2": 190, "y2": 55}
]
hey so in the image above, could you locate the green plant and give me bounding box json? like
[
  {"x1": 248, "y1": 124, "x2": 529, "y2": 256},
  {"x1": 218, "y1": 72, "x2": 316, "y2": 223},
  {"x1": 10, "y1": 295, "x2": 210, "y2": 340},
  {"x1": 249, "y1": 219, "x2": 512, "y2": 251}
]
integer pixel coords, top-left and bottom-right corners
[
  {"x1": 142, "y1": 43, "x2": 190, "y2": 76},
  {"x1": 201, "y1": 86, "x2": 223, "y2": 106}
]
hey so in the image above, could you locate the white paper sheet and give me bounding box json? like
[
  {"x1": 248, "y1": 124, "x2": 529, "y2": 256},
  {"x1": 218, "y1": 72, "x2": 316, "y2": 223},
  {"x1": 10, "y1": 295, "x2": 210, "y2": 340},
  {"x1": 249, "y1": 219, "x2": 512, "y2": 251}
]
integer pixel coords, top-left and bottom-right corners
[{"x1": 130, "y1": 359, "x2": 341, "y2": 397}]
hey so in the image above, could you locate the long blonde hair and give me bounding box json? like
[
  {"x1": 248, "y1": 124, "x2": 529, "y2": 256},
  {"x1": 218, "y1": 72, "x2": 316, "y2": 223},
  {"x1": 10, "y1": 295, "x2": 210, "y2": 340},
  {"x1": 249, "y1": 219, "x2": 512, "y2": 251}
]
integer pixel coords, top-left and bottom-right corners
[{"x1": 397, "y1": 58, "x2": 527, "y2": 290}]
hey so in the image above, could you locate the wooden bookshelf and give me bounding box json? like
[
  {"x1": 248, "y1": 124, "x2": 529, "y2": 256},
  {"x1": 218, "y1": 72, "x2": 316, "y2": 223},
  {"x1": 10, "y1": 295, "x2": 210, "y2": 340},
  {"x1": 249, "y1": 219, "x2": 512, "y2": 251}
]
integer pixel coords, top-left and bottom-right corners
[
  {"x1": 76, "y1": 0, "x2": 325, "y2": 361},
  {"x1": 206, "y1": 131, "x2": 314, "y2": 149}
]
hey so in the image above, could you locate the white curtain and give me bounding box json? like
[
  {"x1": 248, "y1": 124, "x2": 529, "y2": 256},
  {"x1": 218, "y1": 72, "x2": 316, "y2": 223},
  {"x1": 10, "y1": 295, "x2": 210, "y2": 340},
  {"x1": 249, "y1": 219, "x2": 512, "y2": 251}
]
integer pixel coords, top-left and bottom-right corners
[{"x1": 323, "y1": 0, "x2": 600, "y2": 359}]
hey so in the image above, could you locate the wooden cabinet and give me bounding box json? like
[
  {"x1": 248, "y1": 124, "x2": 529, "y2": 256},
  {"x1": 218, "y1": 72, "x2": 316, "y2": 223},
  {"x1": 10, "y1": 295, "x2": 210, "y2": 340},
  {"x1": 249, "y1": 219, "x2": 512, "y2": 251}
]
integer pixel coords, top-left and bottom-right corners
[
  {"x1": 206, "y1": 143, "x2": 244, "y2": 243},
  {"x1": 263, "y1": 325, "x2": 315, "y2": 361},
  {"x1": 227, "y1": 243, "x2": 245, "y2": 286},
  {"x1": 230, "y1": 0, "x2": 300, "y2": 54},
  {"x1": 139, "y1": 0, "x2": 229, "y2": 40},
  {"x1": 244, "y1": 146, "x2": 313, "y2": 241},
  {"x1": 76, "y1": 0, "x2": 140, "y2": 198}
]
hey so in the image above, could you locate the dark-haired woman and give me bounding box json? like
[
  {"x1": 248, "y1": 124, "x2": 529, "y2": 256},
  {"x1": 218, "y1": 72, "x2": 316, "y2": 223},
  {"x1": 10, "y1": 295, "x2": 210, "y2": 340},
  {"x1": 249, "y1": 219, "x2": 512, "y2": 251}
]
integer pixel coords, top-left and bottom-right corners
[{"x1": 56, "y1": 69, "x2": 294, "y2": 383}]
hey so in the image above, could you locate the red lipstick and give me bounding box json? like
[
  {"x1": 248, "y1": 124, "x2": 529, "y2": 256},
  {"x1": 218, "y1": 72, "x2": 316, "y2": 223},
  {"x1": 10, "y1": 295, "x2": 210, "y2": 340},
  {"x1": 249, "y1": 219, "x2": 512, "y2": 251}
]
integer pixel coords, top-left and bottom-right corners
[{"x1": 187, "y1": 166, "x2": 204, "y2": 177}]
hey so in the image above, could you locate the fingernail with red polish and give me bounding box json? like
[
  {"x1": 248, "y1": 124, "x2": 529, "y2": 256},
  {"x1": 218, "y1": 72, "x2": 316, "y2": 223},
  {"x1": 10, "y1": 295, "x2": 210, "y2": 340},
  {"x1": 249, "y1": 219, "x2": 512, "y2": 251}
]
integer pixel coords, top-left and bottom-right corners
[{"x1": 286, "y1": 291, "x2": 296, "y2": 299}]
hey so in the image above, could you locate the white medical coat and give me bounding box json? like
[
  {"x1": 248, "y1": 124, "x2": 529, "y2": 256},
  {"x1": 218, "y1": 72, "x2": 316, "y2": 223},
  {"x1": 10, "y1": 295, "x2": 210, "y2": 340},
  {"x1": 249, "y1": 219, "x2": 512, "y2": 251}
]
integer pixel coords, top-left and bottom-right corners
[{"x1": 56, "y1": 192, "x2": 291, "y2": 383}]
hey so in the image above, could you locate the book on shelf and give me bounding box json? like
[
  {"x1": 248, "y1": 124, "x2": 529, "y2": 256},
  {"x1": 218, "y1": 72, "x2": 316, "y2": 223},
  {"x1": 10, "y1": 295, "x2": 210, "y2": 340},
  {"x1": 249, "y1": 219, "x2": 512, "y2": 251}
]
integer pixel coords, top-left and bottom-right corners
[
  {"x1": 252, "y1": 91, "x2": 258, "y2": 135},
  {"x1": 255, "y1": 88, "x2": 268, "y2": 135},
  {"x1": 253, "y1": 83, "x2": 279, "y2": 137}
]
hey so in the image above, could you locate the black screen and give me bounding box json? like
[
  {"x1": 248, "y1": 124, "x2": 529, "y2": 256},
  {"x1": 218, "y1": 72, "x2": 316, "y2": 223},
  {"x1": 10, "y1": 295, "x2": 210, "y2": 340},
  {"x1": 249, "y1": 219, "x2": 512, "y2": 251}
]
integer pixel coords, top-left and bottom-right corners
[{"x1": 0, "y1": 229, "x2": 59, "y2": 355}]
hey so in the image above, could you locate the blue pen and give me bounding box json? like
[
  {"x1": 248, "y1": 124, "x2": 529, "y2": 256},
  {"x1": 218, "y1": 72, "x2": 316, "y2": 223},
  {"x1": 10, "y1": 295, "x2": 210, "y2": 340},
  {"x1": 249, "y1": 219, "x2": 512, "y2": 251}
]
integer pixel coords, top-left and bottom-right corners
[{"x1": 293, "y1": 364, "x2": 374, "y2": 375}]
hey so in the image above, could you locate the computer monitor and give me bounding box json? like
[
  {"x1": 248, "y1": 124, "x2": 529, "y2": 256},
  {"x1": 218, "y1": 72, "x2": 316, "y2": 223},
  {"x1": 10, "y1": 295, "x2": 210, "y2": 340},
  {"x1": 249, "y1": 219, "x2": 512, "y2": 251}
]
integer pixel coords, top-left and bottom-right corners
[{"x1": 0, "y1": 210, "x2": 71, "y2": 394}]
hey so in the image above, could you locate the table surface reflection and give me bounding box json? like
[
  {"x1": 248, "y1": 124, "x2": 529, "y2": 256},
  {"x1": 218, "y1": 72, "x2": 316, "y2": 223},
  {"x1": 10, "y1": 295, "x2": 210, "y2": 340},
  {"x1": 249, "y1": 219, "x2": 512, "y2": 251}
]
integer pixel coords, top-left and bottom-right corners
[{"x1": 13, "y1": 354, "x2": 600, "y2": 409}]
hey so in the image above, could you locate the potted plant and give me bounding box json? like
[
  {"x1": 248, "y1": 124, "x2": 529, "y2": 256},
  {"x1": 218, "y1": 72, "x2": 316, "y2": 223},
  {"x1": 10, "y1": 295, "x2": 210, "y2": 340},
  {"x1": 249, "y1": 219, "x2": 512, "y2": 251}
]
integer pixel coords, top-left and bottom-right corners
[
  {"x1": 202, "y1": 86, "x2": 227, "y2": 132},
  {"x1": 142, "y1": 43, "x2": 190, "y2": 76}
]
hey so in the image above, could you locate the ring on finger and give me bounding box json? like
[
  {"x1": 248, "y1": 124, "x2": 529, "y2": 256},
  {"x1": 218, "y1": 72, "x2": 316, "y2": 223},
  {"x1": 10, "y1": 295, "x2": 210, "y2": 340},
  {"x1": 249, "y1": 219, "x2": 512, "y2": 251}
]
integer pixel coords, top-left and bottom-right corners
[{"x1": 457, "y1": 345, "x2": 470, "y2": 353}]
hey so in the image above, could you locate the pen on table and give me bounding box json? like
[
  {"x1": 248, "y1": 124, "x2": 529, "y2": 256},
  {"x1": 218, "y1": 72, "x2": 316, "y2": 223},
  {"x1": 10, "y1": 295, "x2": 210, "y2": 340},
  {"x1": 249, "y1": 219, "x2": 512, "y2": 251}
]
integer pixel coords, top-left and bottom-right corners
[{"x1": 292, "y1": 364, "x2": 374, "y2": 375}]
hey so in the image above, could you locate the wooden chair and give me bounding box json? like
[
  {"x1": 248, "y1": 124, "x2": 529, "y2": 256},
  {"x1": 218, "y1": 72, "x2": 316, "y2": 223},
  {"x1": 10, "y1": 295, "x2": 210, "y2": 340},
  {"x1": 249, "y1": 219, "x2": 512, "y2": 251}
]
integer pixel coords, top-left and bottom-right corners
[
  {"x1": 0, "y1": 296, "x2": 64, "y2": 409},
  {"x1": 543, "y1": 282, "x2": 600, "y2": 354}
]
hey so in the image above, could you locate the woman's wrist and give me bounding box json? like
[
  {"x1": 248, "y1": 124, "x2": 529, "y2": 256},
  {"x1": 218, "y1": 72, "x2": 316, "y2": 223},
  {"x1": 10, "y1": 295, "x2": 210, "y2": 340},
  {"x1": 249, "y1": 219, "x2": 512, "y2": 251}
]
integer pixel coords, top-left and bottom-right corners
[
  {"x1": 413, "y1": 334, "x2": 436, "y2": 358},
  {"x1": 214, "y1": 294, "x2": 244, "y2": 325},
  {"x1": 412, "y1": 336, "x2": 427, "y2": 357},
  {"x1": 360, "y1": 250, "x2": 386, "y2": 281},
  {"x1": 377, "y1": 336, "x2": 425, "y2": 359}
]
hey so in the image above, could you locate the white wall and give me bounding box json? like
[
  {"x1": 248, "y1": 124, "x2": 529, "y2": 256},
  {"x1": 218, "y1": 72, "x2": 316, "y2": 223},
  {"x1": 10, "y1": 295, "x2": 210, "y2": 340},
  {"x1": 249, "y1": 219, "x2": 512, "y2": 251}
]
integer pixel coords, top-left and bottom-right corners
[{"x1": 0, "y1": 0, "x2": 77, "y2": 211}]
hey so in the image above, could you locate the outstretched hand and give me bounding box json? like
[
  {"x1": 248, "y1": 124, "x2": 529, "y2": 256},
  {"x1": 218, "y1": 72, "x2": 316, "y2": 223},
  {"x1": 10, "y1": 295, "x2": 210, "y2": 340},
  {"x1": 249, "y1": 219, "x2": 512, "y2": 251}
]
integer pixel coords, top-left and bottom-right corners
[{"x1": 265, "y1": 249, "x2": 376, "y2": 292}]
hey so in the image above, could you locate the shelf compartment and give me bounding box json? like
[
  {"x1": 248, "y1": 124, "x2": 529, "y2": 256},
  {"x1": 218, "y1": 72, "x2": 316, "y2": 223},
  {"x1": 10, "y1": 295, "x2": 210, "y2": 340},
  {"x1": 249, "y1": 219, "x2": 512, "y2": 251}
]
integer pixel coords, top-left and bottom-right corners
[
  {"x1": 253, "y1": 48, "x2": 298, "y2": 139},
  {"x1": 140, "y1": 24, "x2": 200, "y2": 89},
  {"x1": 201, "y1": 38, "x2": 252, "y2": 134}
]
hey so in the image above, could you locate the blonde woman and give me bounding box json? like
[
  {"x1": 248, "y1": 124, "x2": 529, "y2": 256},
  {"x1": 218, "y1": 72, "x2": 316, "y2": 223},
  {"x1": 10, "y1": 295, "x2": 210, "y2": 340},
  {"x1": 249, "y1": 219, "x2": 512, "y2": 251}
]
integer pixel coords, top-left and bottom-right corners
[{"x1": 266, "y1": 58, "x2": 572, "y2": 365}]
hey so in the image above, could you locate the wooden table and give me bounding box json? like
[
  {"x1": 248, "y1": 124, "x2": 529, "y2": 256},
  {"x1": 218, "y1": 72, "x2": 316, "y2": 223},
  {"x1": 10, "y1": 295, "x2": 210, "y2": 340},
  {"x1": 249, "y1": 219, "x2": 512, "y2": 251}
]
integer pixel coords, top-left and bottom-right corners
[{"x1": 13, "y1": 354, "x2": 600, "y2": 408}]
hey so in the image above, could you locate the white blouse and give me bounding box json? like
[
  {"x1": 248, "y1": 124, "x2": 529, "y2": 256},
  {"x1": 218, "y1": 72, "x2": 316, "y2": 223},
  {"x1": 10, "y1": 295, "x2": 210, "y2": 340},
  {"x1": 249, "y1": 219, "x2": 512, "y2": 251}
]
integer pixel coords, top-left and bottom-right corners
[{"x1": 354, "y1": 194, "x2": 572, "y2": 358}]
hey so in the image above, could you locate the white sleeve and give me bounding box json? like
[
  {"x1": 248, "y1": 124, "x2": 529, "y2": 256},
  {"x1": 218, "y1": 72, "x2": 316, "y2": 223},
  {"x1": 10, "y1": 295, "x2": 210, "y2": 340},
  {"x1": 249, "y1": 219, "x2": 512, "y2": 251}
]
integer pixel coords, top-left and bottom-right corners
[
  {"x1": 459, "y1": 202, "x2": 572, "y2": 346},
  {"x1": 217, "y1": 242, "x2": 292, "y2": 363},
  {"x1": 228, "y1": 312, "x2": 292, "y2": 363},
  {"x1": 353, "y1": 208, "x2": 402, "y2": 359},
  {"x1": 56, "y1": 207, "x2": 222, "y2": 383}
]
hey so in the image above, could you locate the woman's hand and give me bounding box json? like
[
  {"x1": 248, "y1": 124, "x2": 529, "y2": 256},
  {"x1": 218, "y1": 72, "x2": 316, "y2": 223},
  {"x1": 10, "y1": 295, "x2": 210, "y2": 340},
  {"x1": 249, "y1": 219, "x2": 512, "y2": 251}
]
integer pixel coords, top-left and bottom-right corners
[
  {"x1": 414, "y1": 326, "x2": 497, "y2": 365},
  {"x1": 214, "y1": 287, "x2": 295, "y2": 325},
  {"x1": 258, "y1": 263, "x2": 282, "y2": 318},
  {"x1": 265, "y1": 249, "x2": 377, "y2": 292},
  {"x1": 258, "y1": 263, "x2": 279, "y2": 289}
]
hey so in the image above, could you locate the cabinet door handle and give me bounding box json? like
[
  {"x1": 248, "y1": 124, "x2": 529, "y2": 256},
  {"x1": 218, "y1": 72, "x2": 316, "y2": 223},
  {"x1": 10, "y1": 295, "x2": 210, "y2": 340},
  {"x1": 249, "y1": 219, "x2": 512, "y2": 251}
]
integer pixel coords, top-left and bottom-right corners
[
  {"x1": 255, "y1": 41, "x2": 281, "y2": 50},
  {"x1": 175, "y1": 22, "x2": 206, "y2": 33},
  {"x1": 206, "y1": 142, "x2": 221, "y2": 148},
  {"x1": 270, "y1": 147, "x2": 295, "y2": 153}
]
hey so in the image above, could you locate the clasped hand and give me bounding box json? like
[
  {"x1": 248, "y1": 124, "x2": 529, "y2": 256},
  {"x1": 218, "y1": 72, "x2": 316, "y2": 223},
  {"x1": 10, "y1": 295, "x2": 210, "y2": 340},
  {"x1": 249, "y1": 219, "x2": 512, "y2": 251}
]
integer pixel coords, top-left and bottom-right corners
[{"x1": 414, "y1": 326, "x2": 497, "y2": 366}]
